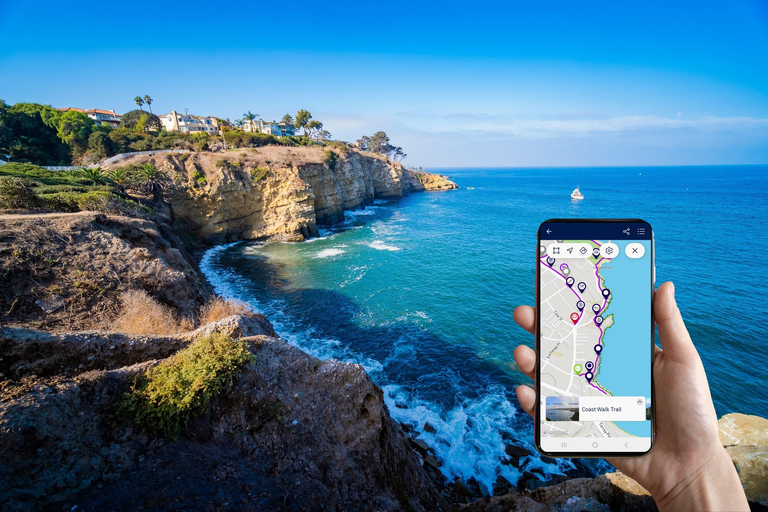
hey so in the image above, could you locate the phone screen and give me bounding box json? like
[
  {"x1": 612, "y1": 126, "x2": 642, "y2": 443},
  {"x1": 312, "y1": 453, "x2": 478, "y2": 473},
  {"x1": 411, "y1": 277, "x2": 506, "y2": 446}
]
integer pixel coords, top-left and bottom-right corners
[{"x1": 537, "y1": 220, "x2": 653, "y2": 456}]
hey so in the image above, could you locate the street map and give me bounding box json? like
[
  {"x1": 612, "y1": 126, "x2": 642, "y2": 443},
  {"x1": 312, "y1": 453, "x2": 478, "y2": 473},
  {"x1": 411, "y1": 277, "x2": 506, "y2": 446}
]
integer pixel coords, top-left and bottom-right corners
[{"x1": 538, "y1": 239, "x2": 650, "y2": 441}]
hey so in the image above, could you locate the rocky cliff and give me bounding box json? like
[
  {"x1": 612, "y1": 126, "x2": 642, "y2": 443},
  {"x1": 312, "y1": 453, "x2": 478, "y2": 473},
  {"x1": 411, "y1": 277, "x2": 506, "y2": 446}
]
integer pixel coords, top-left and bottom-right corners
[
  {"x1": 0, "y1": 212, "x2": 210, "y2": 331},
  {"x1": 0, "y1": 315, "x2": 446, "y2": 511},
  {"x1": 106, "y1": 147, "x2": 457, "y2": 244}
]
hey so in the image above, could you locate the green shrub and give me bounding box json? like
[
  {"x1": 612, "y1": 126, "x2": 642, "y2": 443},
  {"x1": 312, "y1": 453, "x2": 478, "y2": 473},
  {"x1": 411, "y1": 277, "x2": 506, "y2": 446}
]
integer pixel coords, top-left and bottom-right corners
[
  {"x1": 113, "y1": 333, "x2": 253, "y2": 438},
  {"x1": 250, "y1": 166, "x2": 269, "y2": 183},
  {"x1": 41, "y1": 192, "x2": 80, "y2": 212},
  {"x1": 323, "y1": 149, "x2": 339, "y2": 171},
  {"x1": 0, "y1": 176, "x2": 41, "y2": 209},
  {"x1": 76, "y1": 190, "x2": 112, "y2": 211}
]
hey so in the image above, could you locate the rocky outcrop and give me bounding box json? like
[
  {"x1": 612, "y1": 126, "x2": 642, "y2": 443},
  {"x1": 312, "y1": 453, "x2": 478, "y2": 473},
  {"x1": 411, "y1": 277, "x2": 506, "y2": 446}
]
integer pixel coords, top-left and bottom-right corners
[
  {"x1": 462, "y1": 472, "x2": 656, "y2": 512},
  {"x1": 0, "y1": 314, "x2": 275, "y2": 380},
  {"x1": 718, "y1": 413, "x2": 768, "y2": 504},
  {"x1": 109, "y1": 147, "x2": 457, "y2": 244},
  {"x1": 0, "y1": 212, "x2": 210, "y2": 331},
  {"x1": 0, "y1": 315, "x2": 446, "y2": 511}
]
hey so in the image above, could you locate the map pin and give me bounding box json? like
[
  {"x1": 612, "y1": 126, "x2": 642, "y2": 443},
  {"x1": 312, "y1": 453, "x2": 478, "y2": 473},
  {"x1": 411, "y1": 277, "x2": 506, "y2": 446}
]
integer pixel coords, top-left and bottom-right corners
[
  {"x1": 577, "y1": 301, "x2": 585, "y2": 311},
  {"x1": 585, "y1": 361, "x2": 594, "y2": 371},
  {"x1": 592, "y1": 303, "x2": 601, "y2": 313},
  {"x1": 592, "y1": 247, "x2": 600, "y2": 259},
  {"x1": 602, "y1": 288, "x2": 611, "y2": 298},
  {"x1": 561, "y1": 265, "x2": 570, "y2": 276},
  {"x1": 594, "y1": 344, "x2": 602, "y2": 354},
  {"x1": 546, "y1": 257, "x2": 555, "y2": 267},
  {"x1": 566, "y1": 277, "x2": 575, "y2": 287},
  {"x1": 577, "y1": 282, "x2": 587, "y2": 293},
  {"x1": 595, "y1": 315, "x2": 604, "y2": 325},
  {"x1": 570, "y1": 312, "x2": 579, "y2": 324},
  {"x1": 586, "y1": 372, "x2": 593, "y2": 382}
]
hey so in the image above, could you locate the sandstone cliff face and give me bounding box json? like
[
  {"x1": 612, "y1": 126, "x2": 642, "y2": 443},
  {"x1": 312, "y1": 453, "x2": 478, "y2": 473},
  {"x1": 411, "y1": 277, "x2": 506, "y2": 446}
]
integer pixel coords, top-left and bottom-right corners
[{"x1": 110, "y1": 147, "x2": 457, "y2": 244}]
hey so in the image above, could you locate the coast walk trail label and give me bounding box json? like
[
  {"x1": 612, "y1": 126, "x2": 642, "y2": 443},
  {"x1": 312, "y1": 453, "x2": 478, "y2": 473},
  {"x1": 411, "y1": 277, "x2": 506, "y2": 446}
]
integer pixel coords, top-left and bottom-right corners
[{"x1": 539, "y1": 240, "x2": 648, "y2": 441}]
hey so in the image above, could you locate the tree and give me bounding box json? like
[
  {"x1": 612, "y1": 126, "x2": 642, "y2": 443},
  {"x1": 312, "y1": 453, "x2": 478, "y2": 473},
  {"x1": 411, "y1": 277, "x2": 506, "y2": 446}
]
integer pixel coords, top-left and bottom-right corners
[
  {"x1": 134, "y1": 96, "x2": 145, "y2": 110},
  {"x1": 136, "y1": 163, "x2": 168, "y2": 200},
  {"x1": 143, "y1": 95, "x2": 153, "y2": 113},
  {"x1": 135, "y1": 113, "x2": 161, "y2": 133},
  {"x1": 78, "y1": 167, "x2": 108, "y2": 186},
  {"x1": 58, "y1": 110, "x2": 95, "y2": 156},
  {"x1": 306, "y1": 120, "x2": 323, "y2": 139},
  {"x1": 355, "y1": 135, "x2": 370, "y2": 151},
  {"x1": 316, "y1": 129, "x2": 332, "y2": 141},
  {"x1": 393, "y1": 147, "x2": 406, "y2": 161},
  {"x1": 368, "y1": 131, "x2": 393, "y2": 155},
  {"x1": 87, "y1": 130, "x2": 114, "y2": 160},
  {"x1": 295, "y1": 109, "x2": 312, "y2": 137},
  {"x1": 0, "y1": 102, "x2": 71, "y2": 164},
  {"x1": 107, "y1": 167, "x2": 132, "y2": 194},
  {"x1": 121, "y1": 110, "x2": 161, "y2": 132},
  {"x1": 281, "y1": 114, "x2": 294, "y2": 125},
  {"x1": 242, "y1": 110, "x2": 258, "y2": 123}
]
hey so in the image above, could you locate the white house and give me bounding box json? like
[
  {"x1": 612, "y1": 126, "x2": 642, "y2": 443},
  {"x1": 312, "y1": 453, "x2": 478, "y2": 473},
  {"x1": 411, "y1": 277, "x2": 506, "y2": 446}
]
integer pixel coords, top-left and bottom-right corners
[
  {"x1": 161, "y1": 111, "x2": 221, "y2": 134},
  {"x1": 242, "y1": 118, "x2": 295, "y2": 137}
]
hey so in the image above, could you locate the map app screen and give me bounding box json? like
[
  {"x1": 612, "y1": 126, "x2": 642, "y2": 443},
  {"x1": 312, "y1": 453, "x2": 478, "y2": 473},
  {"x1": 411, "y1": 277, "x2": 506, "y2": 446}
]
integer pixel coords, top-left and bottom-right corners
[{"x1": 537, "y1": 220, "x2": 653, "y2": 455}]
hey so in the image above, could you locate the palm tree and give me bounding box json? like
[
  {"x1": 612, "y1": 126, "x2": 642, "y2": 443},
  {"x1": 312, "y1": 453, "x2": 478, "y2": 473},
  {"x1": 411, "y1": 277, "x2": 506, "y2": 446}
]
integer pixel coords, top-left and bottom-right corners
[
  {"x1": 242, "y1": 110, "x2": 258, "y2": 130},
  {"x1": 134, "y1": 96, "x2": 144, "y2": 110},
  {"x1": 136, "y1": 163, "x2": 168, "y2": 200},
  {"x1": 78, "y1": 167, "x2": 108, "y2": 186},
  {"x1": 143, "y1": 95, "x2": 153, "y2": 113},
  {"x1": 107, "y1": 168, "x2": 132, "y2": 194}
]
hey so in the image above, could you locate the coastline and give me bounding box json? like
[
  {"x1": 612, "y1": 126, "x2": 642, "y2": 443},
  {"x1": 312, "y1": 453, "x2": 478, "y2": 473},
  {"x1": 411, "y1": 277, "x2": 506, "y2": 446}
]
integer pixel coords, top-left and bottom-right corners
[{"x1": 1, "y1": 158, "x2": 766, "y2": 510}]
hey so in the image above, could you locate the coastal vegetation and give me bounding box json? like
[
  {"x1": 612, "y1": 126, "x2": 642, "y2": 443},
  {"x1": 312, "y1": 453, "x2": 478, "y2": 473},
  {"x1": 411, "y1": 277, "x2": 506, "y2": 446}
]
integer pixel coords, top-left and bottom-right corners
[
  {"x1": 113, "y1": 332, "x2": 254, "y2": 438},
  {"x1": 0, "y1": 162, "x2": 157, "y2": 215}
]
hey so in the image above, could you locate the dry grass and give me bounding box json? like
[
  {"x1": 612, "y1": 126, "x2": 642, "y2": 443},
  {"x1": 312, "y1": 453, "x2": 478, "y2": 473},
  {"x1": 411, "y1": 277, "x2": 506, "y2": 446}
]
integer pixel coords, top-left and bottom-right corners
[
  {"x1": 198, "y1": 296, "x2": 252, "y2": 325},
  {"x1": 112, "y1": 289, "x2": 193, "y2": 335}
]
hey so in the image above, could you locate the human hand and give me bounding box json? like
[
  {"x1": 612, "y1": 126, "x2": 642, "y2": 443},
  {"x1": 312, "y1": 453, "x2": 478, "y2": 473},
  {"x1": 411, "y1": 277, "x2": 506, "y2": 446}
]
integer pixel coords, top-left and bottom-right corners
[{"x1": 512, "y1": 282, "x2": 748, "y2": 511}]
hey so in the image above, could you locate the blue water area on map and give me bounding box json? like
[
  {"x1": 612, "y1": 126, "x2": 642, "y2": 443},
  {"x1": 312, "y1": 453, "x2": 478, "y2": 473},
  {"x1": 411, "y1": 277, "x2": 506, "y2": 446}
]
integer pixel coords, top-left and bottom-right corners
[
  {"x1": 597, "y1": 240, "x2": 652, "y2": 437},
  {"x1": 201, "y1": 165, "x2": 768, "y2": 491}
]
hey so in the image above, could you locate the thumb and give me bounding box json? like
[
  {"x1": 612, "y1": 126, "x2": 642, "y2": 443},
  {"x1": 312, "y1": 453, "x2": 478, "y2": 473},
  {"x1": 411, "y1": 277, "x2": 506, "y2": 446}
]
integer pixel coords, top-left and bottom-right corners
[{"x1": 654, "y1": 282, "x2": 697, "y2": 363}]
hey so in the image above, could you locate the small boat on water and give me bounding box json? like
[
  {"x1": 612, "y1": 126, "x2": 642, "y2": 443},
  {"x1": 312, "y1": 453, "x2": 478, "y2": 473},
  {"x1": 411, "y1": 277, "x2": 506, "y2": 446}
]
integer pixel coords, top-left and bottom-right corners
[{"x1": 571, "y1": 186, "x2": 584, "y2": 200}]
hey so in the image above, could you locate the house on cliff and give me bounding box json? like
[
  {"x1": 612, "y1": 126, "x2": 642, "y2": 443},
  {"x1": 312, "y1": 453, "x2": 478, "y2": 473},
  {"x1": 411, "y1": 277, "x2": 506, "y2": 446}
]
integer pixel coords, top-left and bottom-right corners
[
  {"x1": 58, "y1": 107, "x2": 122, "y2": 128},
  {"x1": 161, "y1": 110, "x2": 222, "y2": 134},
  {"x1": 242, "y1": 118, "x2": 295, "y2": 137}
]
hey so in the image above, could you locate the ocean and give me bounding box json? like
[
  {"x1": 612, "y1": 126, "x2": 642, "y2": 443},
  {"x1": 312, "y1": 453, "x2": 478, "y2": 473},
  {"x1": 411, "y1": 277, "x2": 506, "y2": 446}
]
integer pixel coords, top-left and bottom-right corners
[{"x1": 200, "y1": 165, "x2": 768, "y2": 491}]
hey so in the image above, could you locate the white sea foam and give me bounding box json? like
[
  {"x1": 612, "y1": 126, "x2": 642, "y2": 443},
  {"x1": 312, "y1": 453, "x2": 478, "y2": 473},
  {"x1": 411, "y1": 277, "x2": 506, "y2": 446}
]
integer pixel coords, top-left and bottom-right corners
[
  {"x1": 367, "y1": 240, "x2": 401, "y2": 251},
  {"x1": 199, "y1": 242, "x2": 581, "y2": 494},
  {"x1": 315, "y1": 248, "x2": 345, "y2": 258}
]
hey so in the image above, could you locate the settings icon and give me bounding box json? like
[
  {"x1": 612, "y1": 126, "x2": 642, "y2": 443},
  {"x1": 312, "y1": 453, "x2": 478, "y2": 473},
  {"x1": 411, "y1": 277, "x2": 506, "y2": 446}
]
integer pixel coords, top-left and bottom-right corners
[{"x1": 605, "y1": 246, "x2": 614, "y2": 255}]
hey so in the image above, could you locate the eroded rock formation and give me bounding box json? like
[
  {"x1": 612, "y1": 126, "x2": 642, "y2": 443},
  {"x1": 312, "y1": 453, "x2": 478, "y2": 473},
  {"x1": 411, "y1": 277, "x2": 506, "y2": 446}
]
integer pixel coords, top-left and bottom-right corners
[{"x1": 108, "y1": 147, "x2": 457, "y2": 244}]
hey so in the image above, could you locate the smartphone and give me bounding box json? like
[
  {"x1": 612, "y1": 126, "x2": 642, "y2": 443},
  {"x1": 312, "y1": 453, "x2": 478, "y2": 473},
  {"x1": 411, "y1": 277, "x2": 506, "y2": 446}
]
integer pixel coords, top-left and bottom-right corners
[{"x1": 536, "y1": 219, "x2": 654, "y2": 457}]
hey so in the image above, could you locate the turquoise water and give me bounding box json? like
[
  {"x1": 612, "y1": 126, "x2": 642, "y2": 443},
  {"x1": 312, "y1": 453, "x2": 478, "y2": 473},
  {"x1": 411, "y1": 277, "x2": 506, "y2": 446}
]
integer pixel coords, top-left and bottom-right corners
[
  {"x1": 595, "y1": 240, "x2": 652, "y2": 437},
  {"x1": 201, "y1": 165, "x2": 768, "y2": 491}
]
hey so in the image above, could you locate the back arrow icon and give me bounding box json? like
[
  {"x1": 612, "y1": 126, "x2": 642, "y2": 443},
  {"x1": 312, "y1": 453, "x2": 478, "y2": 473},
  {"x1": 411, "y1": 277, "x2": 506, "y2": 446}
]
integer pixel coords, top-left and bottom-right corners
[{"x1": 546, "y1": 229, "x2": 552, "y2": 234}]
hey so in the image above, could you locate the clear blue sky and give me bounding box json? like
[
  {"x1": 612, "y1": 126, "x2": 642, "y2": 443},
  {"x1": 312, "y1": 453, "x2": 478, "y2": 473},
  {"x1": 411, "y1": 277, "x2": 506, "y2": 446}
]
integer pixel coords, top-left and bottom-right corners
[{"x1": 2, "y1": 0, "x2": 767, "y2": 167}]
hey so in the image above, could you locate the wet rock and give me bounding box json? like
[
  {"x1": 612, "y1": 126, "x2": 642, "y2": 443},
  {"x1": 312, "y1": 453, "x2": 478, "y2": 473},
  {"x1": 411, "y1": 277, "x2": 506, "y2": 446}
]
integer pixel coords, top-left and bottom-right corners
[
  {"x1": 492, "y1": 475, "x2": 515, "y2": 496},
  {"x1": 477, "y1": 480, "x2": 490, "y2": 498},
  {"x1": 410, "y1": 438, "x2": 429, "y2": 454},
  {"x1": 423, "y1": 422, "x2": 436, "y2": 434},
  {"x1": 452, "y1": 480, "x2": 473, "y2": 497},
  {"x1": 423, "y1": 455, "x2": 439, "y2": 469},
  {"x1": 540, "y1": 456, "x2": 557, "y2": 464},
  {"x1": 505, "y1": 444, "x2": 531, "y2": 458}
]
